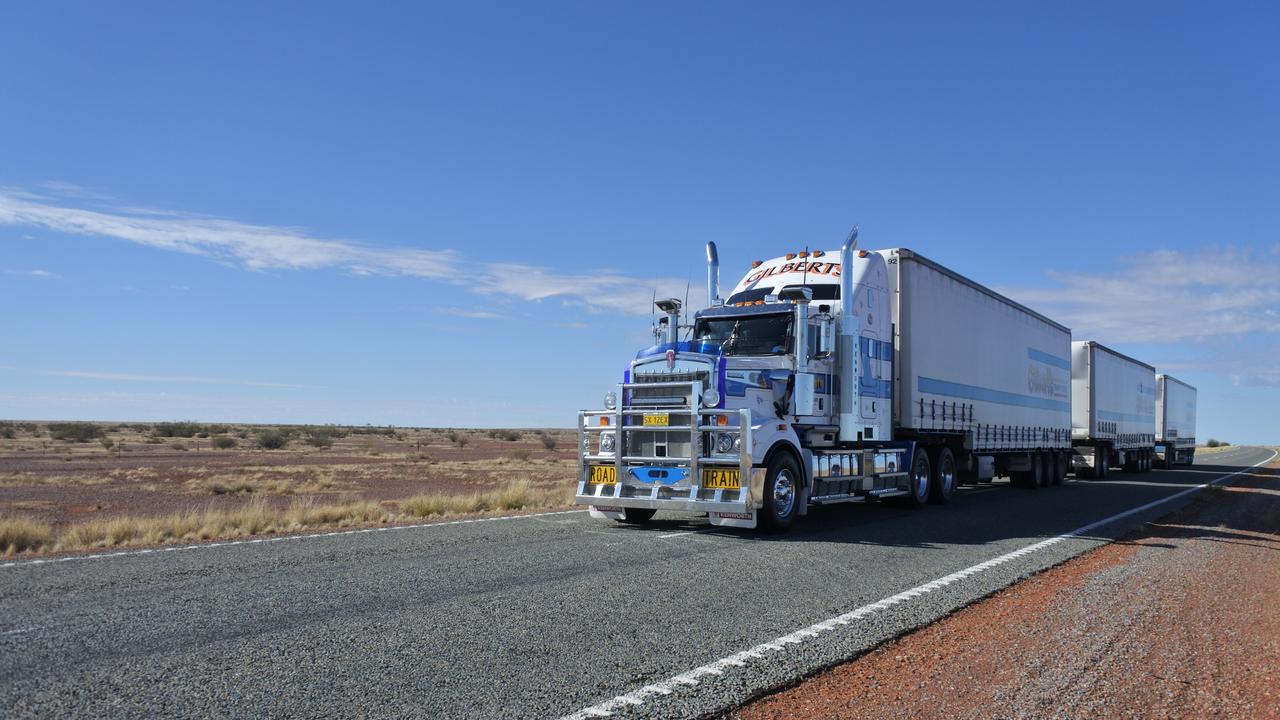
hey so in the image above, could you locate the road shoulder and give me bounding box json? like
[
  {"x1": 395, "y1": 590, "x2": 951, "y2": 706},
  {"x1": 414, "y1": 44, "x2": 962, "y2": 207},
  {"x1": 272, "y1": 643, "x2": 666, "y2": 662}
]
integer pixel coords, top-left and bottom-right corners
[{"x1": 730, "y1": 456, "x2": 1280, "y2": 720}]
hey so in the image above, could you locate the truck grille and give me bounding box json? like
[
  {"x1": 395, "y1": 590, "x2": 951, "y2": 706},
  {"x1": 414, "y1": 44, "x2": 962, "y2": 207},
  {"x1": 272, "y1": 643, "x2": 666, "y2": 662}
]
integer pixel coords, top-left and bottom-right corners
[{"x1": 628, "y1": 370, "x2": 710, "y2": 408}]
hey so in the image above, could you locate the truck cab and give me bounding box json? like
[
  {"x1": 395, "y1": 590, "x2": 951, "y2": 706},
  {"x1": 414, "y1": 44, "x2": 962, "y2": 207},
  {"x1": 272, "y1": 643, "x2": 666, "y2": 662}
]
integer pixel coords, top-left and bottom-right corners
[{"x1": 576, "y1": 232, "x2": 912, "y2": 530}]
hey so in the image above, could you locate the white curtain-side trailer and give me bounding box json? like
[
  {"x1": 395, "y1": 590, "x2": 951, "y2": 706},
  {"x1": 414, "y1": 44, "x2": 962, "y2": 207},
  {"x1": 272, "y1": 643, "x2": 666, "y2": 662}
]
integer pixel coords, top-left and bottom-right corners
[
  {"x1": 1070, "y1": 341, "x2": 1158, "y2": 478},
  {"x1": 1156, "y1": 374, "x2": 1197, "y2": 467},
  {"x1": 884, "y1": 248, "x2": 1073, "y2": 489}
]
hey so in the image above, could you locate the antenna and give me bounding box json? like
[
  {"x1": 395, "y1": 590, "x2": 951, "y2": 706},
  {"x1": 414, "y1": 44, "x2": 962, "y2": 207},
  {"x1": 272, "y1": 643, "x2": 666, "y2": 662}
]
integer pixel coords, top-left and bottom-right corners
[
  {"x1": 802, "y1": 244, "x2": 810, "y2": 289},
  {"x1": 650, "y1": 289, "x2": 658, "y2": 343},
  {"x1": 682, "y1": 281, "x2": 691, "y2": 340}
]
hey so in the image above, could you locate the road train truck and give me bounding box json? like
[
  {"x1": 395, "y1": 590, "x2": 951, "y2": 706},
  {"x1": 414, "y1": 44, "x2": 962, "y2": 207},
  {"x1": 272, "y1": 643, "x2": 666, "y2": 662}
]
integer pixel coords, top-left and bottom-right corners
[
  {"x1": 576, "y1": 230, "x2": 1072, "y2": 530},
  {"x1": 1069, "y1": 341, "x2": 1157, "y2": 478},
  {"x1": 1155, "y1": 374, "x2": 1198, "y2": 468}
]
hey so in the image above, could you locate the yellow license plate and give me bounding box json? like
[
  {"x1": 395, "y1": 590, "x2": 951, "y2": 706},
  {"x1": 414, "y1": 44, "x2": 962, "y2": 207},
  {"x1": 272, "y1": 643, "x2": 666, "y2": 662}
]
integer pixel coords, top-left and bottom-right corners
[
  {"x1": 702, "y1": 468, "x2": 740, "y2": 489},
  {"x1": 589, "y1": 466, "x2": 616, "y2": 484},
  {"x1": 642, "y1": 413, "x2": 669, "y2": 427}
]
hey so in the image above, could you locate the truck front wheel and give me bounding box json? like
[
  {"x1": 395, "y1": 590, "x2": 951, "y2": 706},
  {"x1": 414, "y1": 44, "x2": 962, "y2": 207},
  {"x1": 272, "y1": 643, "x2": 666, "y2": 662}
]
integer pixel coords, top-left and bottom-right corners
[{"x1": 761, "y1": 454, "x2": 800, "y2": 531}]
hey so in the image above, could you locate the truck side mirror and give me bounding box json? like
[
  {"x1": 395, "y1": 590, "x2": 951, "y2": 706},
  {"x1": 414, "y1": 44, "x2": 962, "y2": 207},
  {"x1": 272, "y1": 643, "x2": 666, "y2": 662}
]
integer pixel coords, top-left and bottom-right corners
[{"x1": 816, "y1": 317, "x2": 834, "y2": 358}]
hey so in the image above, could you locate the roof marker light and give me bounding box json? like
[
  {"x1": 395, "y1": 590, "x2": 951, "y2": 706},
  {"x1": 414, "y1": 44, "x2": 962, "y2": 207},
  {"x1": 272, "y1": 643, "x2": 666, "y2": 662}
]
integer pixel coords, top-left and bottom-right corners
[
  {"x1": 785, "y1": 253, "x2": 796, "y2": 260},
  {"x1": 751, "y1": 260, "x2": 762, "y2": 268},
  {"x1": 798, "y1": 251, "x2": 809, "y2": 258},
  {"x1": 858, "y1": 250, "x2": 869, "y2": 258}
]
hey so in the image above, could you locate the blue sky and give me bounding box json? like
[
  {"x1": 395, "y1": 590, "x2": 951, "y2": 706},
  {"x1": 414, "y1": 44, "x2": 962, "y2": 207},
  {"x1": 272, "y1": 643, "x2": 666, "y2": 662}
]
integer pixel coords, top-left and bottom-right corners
[{"x1": 2, "y1": 2, "x2": 1277, "y2": 442}]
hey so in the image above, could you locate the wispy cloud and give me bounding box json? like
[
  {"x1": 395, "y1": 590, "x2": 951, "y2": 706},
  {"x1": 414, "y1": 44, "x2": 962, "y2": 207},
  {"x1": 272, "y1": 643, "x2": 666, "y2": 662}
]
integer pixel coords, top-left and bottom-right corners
[
  {"x1": 1000, "y1": 248, "x2": 1280, "y2": 343},
  {"x1": 26, "y1": 368, "x2": 306, "y2": 389},
  {"x1": 0, "y1": 186, "x2": 689, "y2": 315},
  {"x1": 4, "y1": 269, "x2": 61, "y2": 279}
]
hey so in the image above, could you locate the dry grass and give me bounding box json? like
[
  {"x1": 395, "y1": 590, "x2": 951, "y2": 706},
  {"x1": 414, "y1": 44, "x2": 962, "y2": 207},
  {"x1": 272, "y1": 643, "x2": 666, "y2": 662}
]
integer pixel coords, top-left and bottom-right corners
[
  {"x1": 1, "y1": 516, "x2": 55, "y2": 555},
  {"x1": 2, "y1": 478, "x2": 575, "y2": 557},
  {"x1": 400, "y1": 478, "x2": 571, "y2": 518}
]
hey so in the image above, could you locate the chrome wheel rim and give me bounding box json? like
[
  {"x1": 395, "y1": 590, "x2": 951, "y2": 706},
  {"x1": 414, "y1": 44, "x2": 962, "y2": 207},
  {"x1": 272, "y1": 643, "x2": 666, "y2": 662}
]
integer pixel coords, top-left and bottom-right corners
[
  {"x1": 940, "y1": 456, "x2": 955, "y2": 494},
  {"x1": 913, "y1": 457, "x2": 929, "y2": 498},
  {"x1": 772, "y1": 470, "x2": 796, "y2": 517}
]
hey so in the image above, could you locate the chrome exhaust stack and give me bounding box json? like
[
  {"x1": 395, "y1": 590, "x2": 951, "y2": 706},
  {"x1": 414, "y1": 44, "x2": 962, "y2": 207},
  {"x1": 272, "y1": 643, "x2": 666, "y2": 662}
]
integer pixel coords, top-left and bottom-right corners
[
  {"x1": 706, "y1": 241, "x2": 720, "y2": 306},
  {"x1": 838, "y1": 226, "x2": 860, "y2": 443}
]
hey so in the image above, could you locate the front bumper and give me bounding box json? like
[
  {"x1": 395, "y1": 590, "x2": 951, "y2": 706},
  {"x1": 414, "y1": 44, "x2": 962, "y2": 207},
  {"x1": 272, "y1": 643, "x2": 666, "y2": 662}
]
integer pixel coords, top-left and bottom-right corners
[{"x1": 576, "y1": 400, "x2": 754, "y2": 515}]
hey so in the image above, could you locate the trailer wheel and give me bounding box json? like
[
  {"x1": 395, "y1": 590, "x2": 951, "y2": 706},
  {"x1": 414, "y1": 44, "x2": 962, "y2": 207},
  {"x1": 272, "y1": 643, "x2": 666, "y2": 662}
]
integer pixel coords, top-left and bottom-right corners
[
  {"x1": 617, "y1": 508, "x2": 656, "y2": 524},
  {"x1": 928, "y1": 447, "x2": 957, "y2": 504},
  {"x1": 760, "y1": 453, "x2": 800, "y2": 531},
  {"x1": 902, "y1": 447, "x2": 931, "y2": 507},
  {"x1": 1034, "y1": 452, "x2": 1049, "y2": 488},
  {"x1": 1052, "y1": 452, "x2": 1067, "y2": 485},
  {"x1": 1010, "y1": 453, "x2": 1039, "y2": 489},
  {"x1": 1097, "y1": 450, "x2": 1109, "y2": 480},
  {"x1": 1141, "y1": 450, "x2": 1151, "y2": 473},
  {"x1": 1163, "y1": 449, "x2": 1177, "y2": 469}
]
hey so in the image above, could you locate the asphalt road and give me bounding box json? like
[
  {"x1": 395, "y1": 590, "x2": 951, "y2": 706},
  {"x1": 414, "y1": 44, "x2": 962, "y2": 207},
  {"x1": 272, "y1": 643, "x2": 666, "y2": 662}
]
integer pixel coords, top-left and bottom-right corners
[{"x1": 1, "y1": 445, "x2": 1273, "y2": 719}]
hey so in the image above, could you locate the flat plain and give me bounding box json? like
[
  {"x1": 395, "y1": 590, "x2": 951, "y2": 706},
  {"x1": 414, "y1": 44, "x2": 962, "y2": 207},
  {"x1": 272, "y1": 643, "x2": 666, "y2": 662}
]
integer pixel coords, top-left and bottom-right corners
[{"x1": 0, "y1": 421, "x2": 576, "y2": 555}]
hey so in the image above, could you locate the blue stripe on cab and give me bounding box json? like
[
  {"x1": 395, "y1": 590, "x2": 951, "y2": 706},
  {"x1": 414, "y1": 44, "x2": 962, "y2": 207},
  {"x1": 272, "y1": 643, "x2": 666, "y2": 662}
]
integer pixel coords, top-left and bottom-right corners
[{"x1": 918, "y1": 376, "x2": 1070, "y2": 413}]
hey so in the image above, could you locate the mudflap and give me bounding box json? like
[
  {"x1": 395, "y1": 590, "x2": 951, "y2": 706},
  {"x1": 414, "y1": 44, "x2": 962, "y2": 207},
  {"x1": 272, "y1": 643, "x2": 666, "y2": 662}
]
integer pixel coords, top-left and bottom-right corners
[
  {"x1": 588, "y1": 505, "x2": 626, "y2": 521},
  {"x1": 708, "y1": 509, "x2": 758, "y2": 529}
]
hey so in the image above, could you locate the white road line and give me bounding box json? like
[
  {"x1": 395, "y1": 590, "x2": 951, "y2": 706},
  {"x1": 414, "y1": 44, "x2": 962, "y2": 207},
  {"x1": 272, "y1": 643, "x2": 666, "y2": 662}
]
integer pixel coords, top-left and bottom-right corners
[
  {"x1": 1, "y1": 626, "x2": 40, "y2": 637},
  {"x1": 0, "y1": 509, "x2": 588, "y2": 570},
  {"x1": 558, "y1": 449, "x2": 1277, "y2": 720},
  {"x1": 655, "y1": 531, "x2": 697, "y2": 539}
]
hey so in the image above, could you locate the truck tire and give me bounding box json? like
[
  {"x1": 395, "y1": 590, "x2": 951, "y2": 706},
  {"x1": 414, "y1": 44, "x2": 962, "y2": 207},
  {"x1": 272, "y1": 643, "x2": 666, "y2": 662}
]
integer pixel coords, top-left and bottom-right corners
[
  {"x1": 1097, "y1": 451, "x2": 1109, "y2": 480},
  {"x1": 1164, "y1": 450, "x2": 1177, "y2": 469},
  {"x1": 1035, "y1": 452, "x2": 1049, "y2": 488},
  {"x1": 902, "y1": 447, "x2": 931, "y2": 507},
  {"x1": 1052, "y1": 452, "x2": 1066, "y2": 485},
  {"x1": 928, "y1": 447, "x2": 957, "y2": 504},
  {"x1": 760, "y1": 453, "x2": 800, "y2": 531},
  {"x1": 618, "y1": 508, "x2": 656, "y2": 524},
  {"x1": 1142, "y1": 450, "x2": 1151, "y2": 473},
  {"x1": 1123, "y1": 452, "x2": 1138, "y2": 473},
  {"x1": 1010, "y1": 453, "x2": 1037, "y2": 489}
]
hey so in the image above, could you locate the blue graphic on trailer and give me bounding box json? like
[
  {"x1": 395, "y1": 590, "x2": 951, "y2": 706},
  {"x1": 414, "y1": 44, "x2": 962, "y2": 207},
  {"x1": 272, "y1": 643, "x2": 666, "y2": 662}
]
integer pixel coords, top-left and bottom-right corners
[{"x1": 629, "y1": 467, "x2": 689, "y2": 485}]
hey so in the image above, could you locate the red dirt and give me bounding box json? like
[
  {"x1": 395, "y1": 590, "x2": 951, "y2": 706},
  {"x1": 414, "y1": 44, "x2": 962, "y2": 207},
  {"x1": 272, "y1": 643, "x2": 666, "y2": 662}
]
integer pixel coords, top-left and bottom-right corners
[{"x1": 732, "y1": 460, "x2": 1280, "y2": 720}]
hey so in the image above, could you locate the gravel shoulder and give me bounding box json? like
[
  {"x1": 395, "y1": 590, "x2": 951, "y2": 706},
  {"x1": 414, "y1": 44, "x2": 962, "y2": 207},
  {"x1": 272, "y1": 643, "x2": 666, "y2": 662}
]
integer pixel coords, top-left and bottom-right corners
[{"x1": 731, "y1": 453, "x2": 1280, "y2": 720}]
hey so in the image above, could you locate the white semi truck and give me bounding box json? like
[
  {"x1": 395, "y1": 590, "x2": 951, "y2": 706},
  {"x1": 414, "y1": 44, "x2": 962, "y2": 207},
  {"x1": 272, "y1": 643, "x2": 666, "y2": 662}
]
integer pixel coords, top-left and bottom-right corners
[
  {"x1": 1070, "y1": 341, "x2": 1157, "y2": 478},
  {"x1": 1155, "y1": 374, "x2": 1197, "y2": 468},
  {"x1": 576, "y1": 230, "x2": 1073, "y2": 530}
]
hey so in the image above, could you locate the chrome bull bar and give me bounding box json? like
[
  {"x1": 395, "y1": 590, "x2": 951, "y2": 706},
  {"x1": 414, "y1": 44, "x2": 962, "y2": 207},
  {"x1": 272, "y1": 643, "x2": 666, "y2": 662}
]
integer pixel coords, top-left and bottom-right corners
[{"x1": 576, "y1": 401, "x2": 753, "y2": 514}]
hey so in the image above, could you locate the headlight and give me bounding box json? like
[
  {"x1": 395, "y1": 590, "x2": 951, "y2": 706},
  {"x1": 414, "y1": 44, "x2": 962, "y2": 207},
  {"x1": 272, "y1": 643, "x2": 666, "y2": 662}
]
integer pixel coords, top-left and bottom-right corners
[
  {"x1": 600, "y1": 431, "x2": 616, "y2": 453},
  {"x1": 701, "y1": 388, "x2": 721, "y2": 408},
  {"x1": 603, "y1": 392, "x2": 617, "y2": 410},
  {"x1": 715, "y1": 433, "x2": 735, "y2": 454},
  {"x1": 734, "y1": 435, "x2": 742, "y2": 452}
]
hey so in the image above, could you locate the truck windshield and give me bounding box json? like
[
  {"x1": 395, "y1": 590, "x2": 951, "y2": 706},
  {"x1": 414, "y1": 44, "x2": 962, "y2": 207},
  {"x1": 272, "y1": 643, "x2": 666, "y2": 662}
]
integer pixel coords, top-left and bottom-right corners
[{"x1": 694, "y1": 313, "x2": 793, "y2": 356}]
